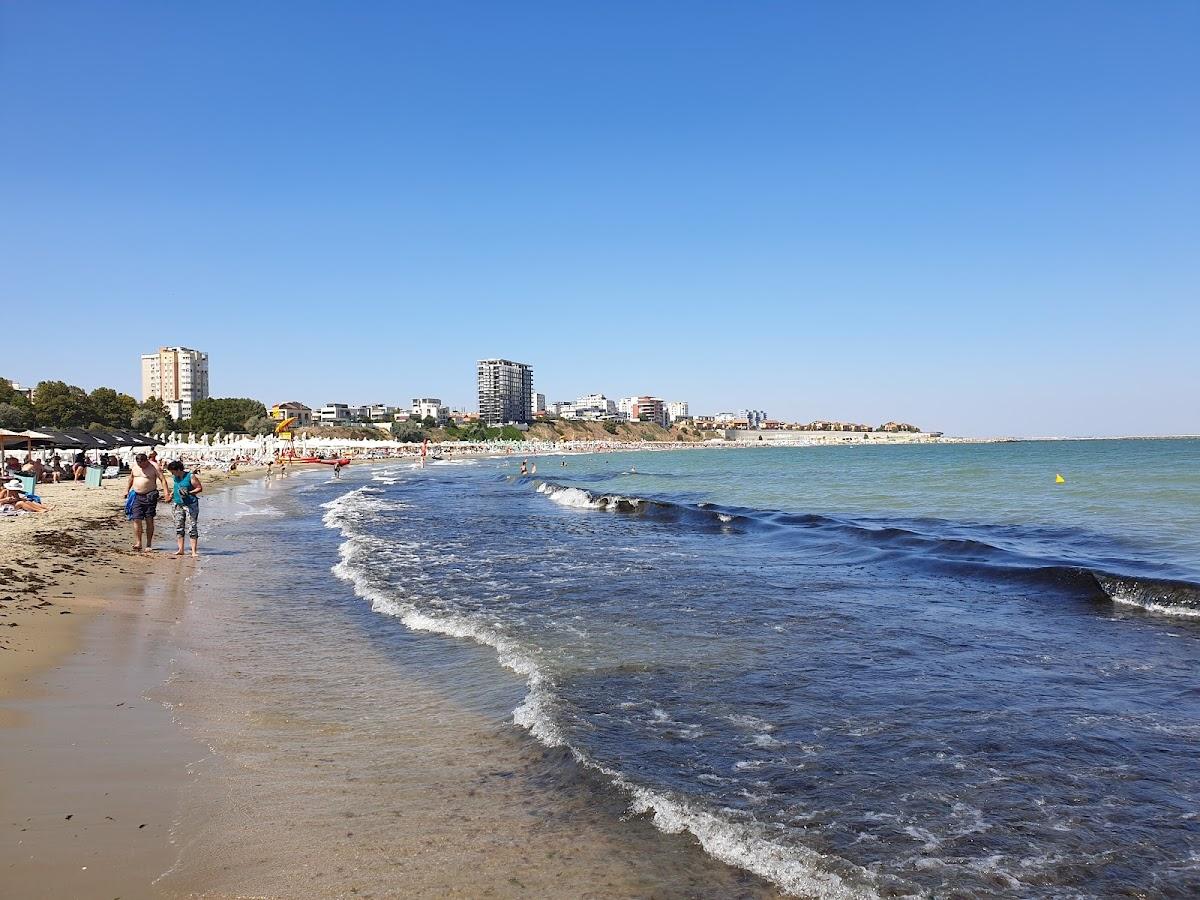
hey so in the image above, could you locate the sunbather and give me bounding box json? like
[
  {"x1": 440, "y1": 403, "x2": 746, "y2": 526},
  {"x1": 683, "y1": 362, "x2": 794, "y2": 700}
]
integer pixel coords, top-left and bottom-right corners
[
  {"x1": 22, "y1": 455, "x2": 45, "y2": 483},
  {"x1": 1, "y1": 479, "x2": 52, "y2": 513}
]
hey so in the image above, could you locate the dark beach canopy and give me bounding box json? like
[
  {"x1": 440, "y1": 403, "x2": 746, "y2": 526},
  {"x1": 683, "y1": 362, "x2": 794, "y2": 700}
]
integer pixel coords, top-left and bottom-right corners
[{"x1": 0, "y1": 428, "x2": 161, "y2": 452}]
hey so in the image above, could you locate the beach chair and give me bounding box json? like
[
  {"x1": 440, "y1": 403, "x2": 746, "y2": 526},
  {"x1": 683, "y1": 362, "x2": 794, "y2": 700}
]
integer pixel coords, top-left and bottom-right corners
[
  {"x1": 17, "y1": 474, "x2": 36, "y2": 495},
  {"x1": 84, "y1": 466, "x2": 103, "y2": 488},
  {"x1": 102, "y1": 465, "x2": 120, "y2": 479}
]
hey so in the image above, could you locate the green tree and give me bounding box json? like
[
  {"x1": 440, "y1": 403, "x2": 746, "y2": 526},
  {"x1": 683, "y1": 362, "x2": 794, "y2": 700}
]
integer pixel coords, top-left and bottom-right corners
[
  {"x1": 243, "y1": 415, "x2": 277, "y2": 436},
  {"x1": 190, "y1": 398, "x2": 268, "y2": 433},
  {"x1": 131, "y1": 397, "x2": 168, "y2": 432},
  {"x1": 422, "y1": 415, "x2": 438, "y2": 429},
  {"x1": 498, "y1": 425, "x2": 524, "y2": 441},
  {"x1": 88, "y1": 387, "x2": 138, "y2": 429},
  {"x1": 0, "y1": 402, "x2": 29, "y2": 430},
  {"x1": 0, "y1": 379, "x2": 33, "y2": 415},
  {"x1": 461, "y1": 422, "x2": 489, "y2": 441},
  {"x1": 390, "y1": 420, "x2": 424, "y2": 442},
  {"x1": 32, "y1": 381, "x2": 94, "y2": 429}
]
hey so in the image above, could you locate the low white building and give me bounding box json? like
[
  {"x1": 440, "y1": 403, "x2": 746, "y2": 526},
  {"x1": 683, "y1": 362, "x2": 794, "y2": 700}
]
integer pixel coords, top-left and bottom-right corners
[
  {"x1": 319, "y1": 403, "x2": 351, "y2": 425},
  {"x1": 554, "y1": 394, "x2": 618, "y2": 421},
  {"x1": 412, "y1": 397, "x2": 449, "y2": 424},
  {"x1": 577, "y1": 393, "x2": 617, "y2": 415}
]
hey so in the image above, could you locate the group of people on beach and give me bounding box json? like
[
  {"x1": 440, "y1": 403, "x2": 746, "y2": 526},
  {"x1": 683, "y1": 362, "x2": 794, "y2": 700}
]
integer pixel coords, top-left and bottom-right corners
[
  {"x1": 126, "y1": 450, "x2": 203, "y2": 558},
  {"x1": 3, "y1": 451, "x2": 102, "y2": 484}
]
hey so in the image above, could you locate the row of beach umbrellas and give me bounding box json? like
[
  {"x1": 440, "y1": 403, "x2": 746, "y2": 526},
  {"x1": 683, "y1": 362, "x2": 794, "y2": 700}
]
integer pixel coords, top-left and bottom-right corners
[{"x1": 0, "y1": 427, "x2": 161, "y2": 452}]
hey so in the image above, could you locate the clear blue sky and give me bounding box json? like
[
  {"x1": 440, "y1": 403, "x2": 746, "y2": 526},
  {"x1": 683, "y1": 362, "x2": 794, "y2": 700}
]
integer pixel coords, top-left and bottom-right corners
[{"x1": 2, "y1": 2, "x2": 1197, "y2": 436}]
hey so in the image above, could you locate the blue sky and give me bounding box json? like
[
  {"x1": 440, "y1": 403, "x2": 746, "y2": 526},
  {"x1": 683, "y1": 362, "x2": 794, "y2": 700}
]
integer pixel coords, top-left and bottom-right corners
[{"x1": 2, "y1": 2, "x2": 1196, "y2": 436}]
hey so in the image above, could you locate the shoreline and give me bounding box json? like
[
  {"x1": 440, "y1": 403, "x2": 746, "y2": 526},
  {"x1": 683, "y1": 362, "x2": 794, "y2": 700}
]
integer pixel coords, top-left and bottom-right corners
[{"x1": 1, "y1": 462, "x2": 782, "y2": 898}]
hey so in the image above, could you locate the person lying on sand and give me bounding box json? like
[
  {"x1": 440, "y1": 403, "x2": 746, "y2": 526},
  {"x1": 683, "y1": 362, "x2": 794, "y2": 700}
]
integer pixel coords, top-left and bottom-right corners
[{"x1": 1, "y1": 479, "x2": 52, "y2": 513}]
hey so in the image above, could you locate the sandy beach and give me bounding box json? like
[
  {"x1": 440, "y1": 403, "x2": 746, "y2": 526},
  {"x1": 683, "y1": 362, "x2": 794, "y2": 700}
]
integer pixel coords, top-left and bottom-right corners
[{"x1": 0, "y1": 467, "x2": 261, "y2": 897}]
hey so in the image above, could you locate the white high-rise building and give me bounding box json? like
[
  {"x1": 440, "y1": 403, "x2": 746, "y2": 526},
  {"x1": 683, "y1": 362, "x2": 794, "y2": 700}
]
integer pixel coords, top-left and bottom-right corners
[
  {"x1": 140, "y1": 346, "x2": 209, "y2": 420},
  {"x1": 532, "y1": 392, "x2": 547, "y2": 415},
  {"x1": 667, "y1": 401, "x2": 690, "y2": 423}
]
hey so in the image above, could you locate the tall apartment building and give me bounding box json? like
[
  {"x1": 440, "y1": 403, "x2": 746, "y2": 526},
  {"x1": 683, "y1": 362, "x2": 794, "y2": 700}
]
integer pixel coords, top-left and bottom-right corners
[
  {"x1": 140, "y1": 346, "x2": 209, "y2": 420},
  {"x1": 477, "y1": 359, "x2": 533, "y2": 424},
  {"x1": 531, "y1": 392, "x2": 547, "y2": 415}
]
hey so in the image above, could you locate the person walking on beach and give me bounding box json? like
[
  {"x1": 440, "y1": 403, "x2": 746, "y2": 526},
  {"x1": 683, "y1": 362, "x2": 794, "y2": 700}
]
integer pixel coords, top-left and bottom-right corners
[
  {"x1": 126, "y1": 452, "x2": 162, "y2": 551},
  {"x1": 163, "y1": 460, "x2": 203, "y2": 558},
  {"x1": 333, "y1": 460, "x2": 344, "y2": 479}
]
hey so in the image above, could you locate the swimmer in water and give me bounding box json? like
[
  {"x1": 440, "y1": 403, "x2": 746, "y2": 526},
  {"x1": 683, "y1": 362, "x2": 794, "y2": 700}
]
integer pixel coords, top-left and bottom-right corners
[{"x1": 520, "y1": 459, "x2": 528, "y2": 476}]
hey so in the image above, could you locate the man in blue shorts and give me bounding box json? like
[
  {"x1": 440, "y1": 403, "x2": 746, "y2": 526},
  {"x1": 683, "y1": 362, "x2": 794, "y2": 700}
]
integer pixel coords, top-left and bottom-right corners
[{"x1": 126, "y1": 452, "x2": 161, "y2": 551}]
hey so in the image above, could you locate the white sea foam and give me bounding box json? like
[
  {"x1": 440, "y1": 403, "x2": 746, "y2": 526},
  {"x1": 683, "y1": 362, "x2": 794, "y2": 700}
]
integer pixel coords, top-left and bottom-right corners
[
  {"x1": 538, "y1": 484, "x2": 601, "y2": 509},
  {"x1": 323, "y1": 493, "x2": 892, "y2": 900},
  {"x1": 1109, "y1": 593, "x2": 1200, "y2": 618},
  {"x1": 726, "y1": 714, "x2": 777, "y2": 732},
  {"x1": 751, "y1": 733, "x2": 785, "y2": 749}
]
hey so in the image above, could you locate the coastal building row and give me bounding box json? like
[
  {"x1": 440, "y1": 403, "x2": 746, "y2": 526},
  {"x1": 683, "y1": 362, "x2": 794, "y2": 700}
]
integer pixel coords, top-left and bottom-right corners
[
  {"x1": 266, "y1": 399, "x2": 452, "y2": 428},
  {"x1": 542, "y1": 393, "x2": 689, "y2": 428}
]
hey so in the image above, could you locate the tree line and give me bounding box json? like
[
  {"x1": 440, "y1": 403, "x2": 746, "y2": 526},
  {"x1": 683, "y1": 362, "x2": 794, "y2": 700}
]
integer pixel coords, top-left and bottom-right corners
[{"x1": 0, "y1": 379, "x2": 277, "y2": 437}]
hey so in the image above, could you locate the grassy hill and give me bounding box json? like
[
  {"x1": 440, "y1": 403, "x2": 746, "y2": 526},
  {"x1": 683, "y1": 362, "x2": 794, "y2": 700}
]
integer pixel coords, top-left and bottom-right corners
[{"x1": 301, "y1": 420, "x2": 721, "y2": 444}]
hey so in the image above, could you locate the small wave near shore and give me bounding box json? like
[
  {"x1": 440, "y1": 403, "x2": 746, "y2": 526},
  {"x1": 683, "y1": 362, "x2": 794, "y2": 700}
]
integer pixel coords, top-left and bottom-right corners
[{"x1": 321, "y1": 484, "x2": 896, "y2": 899}]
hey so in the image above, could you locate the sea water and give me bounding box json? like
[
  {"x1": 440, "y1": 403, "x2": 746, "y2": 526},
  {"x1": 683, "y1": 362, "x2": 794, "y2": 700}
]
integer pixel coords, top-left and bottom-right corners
[{"x1": 204, "y1": 440, "x2": 1200, "y2": 897}]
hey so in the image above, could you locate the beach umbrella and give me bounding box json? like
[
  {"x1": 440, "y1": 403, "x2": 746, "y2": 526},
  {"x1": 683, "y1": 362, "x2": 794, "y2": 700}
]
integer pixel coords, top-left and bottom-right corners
[
  {"x1": 0, "y1": 428, "x2": 30, "y2": 451},
  {"x1": 10, "y1": 429, "x2": 58, "y2": 450}
]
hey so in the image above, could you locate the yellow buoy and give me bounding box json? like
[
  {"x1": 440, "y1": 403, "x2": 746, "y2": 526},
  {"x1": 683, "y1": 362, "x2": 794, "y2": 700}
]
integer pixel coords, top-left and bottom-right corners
[{"x1": 1055, "y1": 473, "x2": 1066, "y2": 484}]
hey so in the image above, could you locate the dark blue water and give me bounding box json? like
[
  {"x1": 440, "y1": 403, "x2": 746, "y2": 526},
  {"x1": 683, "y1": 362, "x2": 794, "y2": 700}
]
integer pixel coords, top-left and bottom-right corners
[{"x1": 325, "y1": 442, "x2": 1200, "y2": 898}]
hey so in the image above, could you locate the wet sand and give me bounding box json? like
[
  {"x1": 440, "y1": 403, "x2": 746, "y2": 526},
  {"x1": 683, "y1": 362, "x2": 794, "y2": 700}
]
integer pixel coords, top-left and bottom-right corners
[
  {"x1": 2, "y1": 467, "x2": 779, "y2": 898},
  {"x1": 1, "y1": 567, "x2": 203, "y2": 898}
]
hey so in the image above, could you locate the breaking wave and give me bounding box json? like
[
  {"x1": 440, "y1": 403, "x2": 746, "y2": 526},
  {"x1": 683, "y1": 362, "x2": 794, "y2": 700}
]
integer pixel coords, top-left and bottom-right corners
[{"x1": 531, "y1": 481, "x2": 1200, "y2": 617}]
